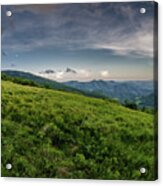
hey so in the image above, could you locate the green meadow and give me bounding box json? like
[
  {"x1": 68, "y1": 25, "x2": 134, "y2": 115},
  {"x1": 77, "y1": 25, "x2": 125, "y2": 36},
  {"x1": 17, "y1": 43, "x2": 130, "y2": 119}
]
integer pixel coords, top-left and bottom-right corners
[{"x1": 1, "y1": 80, "x2": 156, "y2": 180}]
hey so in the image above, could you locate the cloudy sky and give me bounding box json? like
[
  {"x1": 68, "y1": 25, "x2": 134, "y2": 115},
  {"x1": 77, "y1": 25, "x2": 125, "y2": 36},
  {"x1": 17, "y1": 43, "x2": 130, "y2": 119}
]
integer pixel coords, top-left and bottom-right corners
[{"x1": 1, "y1": 2, "x2": 156, "y2": 81}]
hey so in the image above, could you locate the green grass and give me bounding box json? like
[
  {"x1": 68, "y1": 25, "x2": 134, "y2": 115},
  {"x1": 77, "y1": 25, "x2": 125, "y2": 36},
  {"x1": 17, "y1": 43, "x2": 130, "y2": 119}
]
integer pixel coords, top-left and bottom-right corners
[{"x1": 1, "y1": 80, "x2": 157, "y2": 180}]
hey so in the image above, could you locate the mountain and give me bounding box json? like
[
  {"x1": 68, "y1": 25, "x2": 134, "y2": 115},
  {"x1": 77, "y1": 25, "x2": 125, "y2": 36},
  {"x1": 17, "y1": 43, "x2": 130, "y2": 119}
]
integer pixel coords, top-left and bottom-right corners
[
  {"x1": 1, "y1": 70, "x2": 115, "y2": 100},
  {"x1": 1, "y1": 80, "x2": 156, "y2": 180},
  {"x1": 63, "y1": 80, "x2": 154, "y2": 107},
  {"x1": 1, "y1": 70, "x2": 82, "y2": 94},
  {"x1": 138, "y1": 93, "x2": 155, "y2": 108},
  {"x1": 2, "y1": 70, "x2": 155, "y2": 108}
]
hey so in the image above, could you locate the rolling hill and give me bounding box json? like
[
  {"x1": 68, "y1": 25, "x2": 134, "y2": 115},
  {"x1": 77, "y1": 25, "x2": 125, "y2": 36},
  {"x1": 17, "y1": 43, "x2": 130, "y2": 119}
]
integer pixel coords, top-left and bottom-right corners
[
  {"x1": 1, "y1": 70, "x2": 110, "y2": 100},
  {"x1": 1, "y1": 70, "x2": 84, "y2": 93},
  {"x1": 1, "y1": 80, "x2": 157, "y2": 180},
  {"x1": 2, "y1": 70, "x2": 155, "y2": 108}
]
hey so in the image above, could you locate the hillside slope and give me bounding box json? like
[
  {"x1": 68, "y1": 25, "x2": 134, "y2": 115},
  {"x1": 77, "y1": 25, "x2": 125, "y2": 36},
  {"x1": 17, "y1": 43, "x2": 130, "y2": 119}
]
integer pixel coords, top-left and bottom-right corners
[
  {"x1": 2, "y1": 71, "x2": 109, "y2": 100},
  {"x1": 2, "y1": 70, "x2": 82, "y2": 93},
  {"x1": 1, "y1": 80, "x2": 156, "y2": 180}
]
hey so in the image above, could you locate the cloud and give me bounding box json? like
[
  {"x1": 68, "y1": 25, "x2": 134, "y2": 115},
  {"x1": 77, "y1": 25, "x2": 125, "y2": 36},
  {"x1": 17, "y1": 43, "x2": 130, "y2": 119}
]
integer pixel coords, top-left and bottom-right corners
[
  {"x1": 10, "y1": 4, "x2": 59, "y2": 14},
  {"x1": 93, "y1": 23, "x2": 153, "y2": 58},
  {"x1": 65, "y1": 68, "x2": 77, "y2": 74},
  {"x1": 39, "y1": 69, "x2": 55, "y2": 74},
  {"x1": 100, "y1": 70, "x2": 109, "y2": 78},
  {"x1": 55, "y1": 71, "x2": 64, "y2": 79},
  {"x1": 36, "y1": 68, "x2": 92, "y2": 81},
  {"x1": 78, "y1": 69, "x2": 91, "y2": 78},
  {"x1": 2, "y1": 2, "x2": 154, "y2": 59},
  {"x1": 36, "y1": 68, "x2": 112, "y2": 81}
]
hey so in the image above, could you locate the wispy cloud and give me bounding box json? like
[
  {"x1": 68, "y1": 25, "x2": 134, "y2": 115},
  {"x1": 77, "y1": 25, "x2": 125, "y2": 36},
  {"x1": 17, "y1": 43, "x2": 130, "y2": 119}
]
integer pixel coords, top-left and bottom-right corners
[
  {"x1": 2, "y1": 2, "x2": 155, "y2": 81},
  {"x1": 2, "y1": 2, "x2": 154, "y2": 59},
  {"x1": 94, "y1": 30, "x2": 153, "y2": 58}
]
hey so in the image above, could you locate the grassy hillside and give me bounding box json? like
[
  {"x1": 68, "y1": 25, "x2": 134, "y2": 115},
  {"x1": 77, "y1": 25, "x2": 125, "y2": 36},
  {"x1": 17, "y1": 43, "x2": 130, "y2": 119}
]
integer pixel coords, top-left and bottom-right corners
[
  {"x1": 1, "y1": 71, "x2": 83, "y2": 93},
  {"x1": 1, "y1": 80, "x2": 156, "y2": 180},
  {"x1": 1, "y1": 71, "x2": 111, "y2": 100}
]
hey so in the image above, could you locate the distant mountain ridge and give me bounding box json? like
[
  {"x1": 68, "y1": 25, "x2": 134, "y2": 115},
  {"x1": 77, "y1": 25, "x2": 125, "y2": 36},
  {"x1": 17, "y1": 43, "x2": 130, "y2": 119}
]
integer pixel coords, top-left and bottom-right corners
[
  {"x1": 1, "y1": 70, "x2": 112, "y2": 100},
  {"x1": 1, "y1": 70, "x2": 81, "y2": 93},
  {"x1": 1, "y1": 70, "x2": 155, "y2": 108},
  {"x1": 63, "y1": 79, "x2": 154, "y2": 107}
]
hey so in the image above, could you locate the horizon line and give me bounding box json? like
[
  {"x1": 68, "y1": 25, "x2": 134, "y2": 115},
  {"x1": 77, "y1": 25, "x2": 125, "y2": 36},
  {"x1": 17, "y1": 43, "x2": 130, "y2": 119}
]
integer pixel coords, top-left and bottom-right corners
[{"x1": 1, "y1": 69, "x2": 154, "y2": 82}]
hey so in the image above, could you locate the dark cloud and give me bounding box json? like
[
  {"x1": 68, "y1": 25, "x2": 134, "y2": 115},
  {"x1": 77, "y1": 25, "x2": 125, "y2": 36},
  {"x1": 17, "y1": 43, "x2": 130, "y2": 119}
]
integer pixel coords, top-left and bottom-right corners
[
  {"x1": 2, "y1": 2, "x2": 155, "y2": 59},
  {"x1": 39, "y1": 69, "x2": 55, "y2": 74},
  {"x1": 65, "y1": 68, "x2": 77, "y2": 74},
  {"x1": 8, "y1": 4, "x2": 60, "y2": 14}
]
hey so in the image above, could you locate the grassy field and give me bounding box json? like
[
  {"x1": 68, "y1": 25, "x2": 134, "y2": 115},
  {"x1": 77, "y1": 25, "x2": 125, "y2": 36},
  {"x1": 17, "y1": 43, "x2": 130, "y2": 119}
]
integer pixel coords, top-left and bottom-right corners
[{"x1": 1, "y1": 80, "x2": 156, "y2": 180}]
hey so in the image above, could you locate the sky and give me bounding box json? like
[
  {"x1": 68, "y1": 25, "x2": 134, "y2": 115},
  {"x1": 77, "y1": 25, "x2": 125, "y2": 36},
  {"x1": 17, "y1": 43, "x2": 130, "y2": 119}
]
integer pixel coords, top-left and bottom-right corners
[{"x1": 1, "y1": 2, "x2": 156, "y2": 81}]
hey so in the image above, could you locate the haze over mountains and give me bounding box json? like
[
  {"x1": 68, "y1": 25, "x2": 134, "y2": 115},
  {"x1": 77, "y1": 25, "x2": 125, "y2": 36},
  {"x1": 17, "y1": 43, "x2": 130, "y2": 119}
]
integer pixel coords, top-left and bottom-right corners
[
  {"x1": 64, "y1": 80, "x2": 154, "y2": 107},
  {"x1": 2, "y1": 70, "x2": 154, "y2": 108}
]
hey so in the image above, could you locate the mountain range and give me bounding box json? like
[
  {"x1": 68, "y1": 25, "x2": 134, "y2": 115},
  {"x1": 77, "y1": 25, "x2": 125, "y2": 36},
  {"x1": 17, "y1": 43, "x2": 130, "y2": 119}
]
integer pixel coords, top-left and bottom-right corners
[
  {"x1": 2, "y1": 70, "x2": 155, "y2": 108},
  {"x1": 63, "y1": 80, "x2": 154, "y2": 107},
  {"x1": 1, "y1": 70, "x2": 81, "y2": 93}
]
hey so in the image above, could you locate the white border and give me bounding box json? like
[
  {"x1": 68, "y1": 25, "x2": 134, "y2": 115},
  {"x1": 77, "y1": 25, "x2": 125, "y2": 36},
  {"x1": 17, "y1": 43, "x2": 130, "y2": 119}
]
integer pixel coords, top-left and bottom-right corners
[{"x1": 1, "y1": 0, "x2": 163, "y2": 186}]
